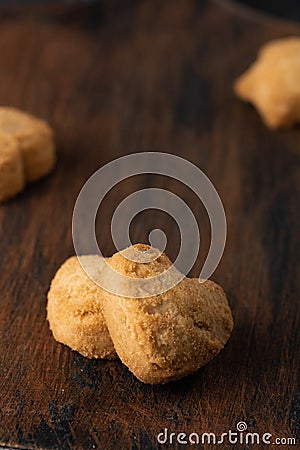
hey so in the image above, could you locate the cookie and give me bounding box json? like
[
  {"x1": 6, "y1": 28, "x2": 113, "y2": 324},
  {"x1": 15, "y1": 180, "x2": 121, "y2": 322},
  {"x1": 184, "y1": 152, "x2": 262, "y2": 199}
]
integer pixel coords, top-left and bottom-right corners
[
  {"x1": 0, "y1": 107, "x2": 55, "y2": 182},
  {"x1": 234, "y1": 37, "x2": 300, "y2": 128},
  {"x1": 0, "y1": 132, "x2": 25, "y2": 202},
  {"x1": 47, "y1": 255, "x2": 117, "y2": 359},
  {"x1": 101, "y1": 244, "x2": 233, "y2": 384}
]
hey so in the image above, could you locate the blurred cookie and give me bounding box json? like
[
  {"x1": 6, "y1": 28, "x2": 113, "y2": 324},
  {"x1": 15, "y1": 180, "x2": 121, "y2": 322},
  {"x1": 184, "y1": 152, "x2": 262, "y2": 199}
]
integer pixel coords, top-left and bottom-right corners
[
  {"x1": 47, "y1": 255, "x2": 117, "y2": 359},
  {"x1": 234, "y1": 37, "x2": 300, "y2": 128},
  {"x1": 0, "y1": 132, "x2": 25, "y2": 202},
  {"x1": 101, "y1": 244, "x2": 233, "y2": 384},
  {"x1": 0, "y1": 107, "x2": 55, "y2": 182}
]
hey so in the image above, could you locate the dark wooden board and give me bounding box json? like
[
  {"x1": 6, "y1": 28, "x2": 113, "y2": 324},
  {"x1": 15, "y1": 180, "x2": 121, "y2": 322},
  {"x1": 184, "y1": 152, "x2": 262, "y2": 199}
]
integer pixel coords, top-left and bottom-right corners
[{"x1": 0, "y1": 0, "x2": 299, "y2": 448}]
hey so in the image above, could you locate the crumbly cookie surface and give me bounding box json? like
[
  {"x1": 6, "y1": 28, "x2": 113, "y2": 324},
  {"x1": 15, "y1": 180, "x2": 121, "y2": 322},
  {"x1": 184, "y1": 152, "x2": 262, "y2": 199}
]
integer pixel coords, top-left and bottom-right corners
[
  {"x1": 101, "y1": 245, "x2": 182, "y2": 298},
  {"x1": 47, "y1": 256, "x2": 117, "y2": 359},
  {"x1": 0, "y1": 132, "x2": 25, "y2": 202},
  {"x1": 102, "y1": 245, "x2": 233, "y2": 384},
  {"x1": 234, "y1": 37, "x2": 300, "y2": 128},
  {"x1": 0, "y1": 107, "x2": 56, "y2": 182}
]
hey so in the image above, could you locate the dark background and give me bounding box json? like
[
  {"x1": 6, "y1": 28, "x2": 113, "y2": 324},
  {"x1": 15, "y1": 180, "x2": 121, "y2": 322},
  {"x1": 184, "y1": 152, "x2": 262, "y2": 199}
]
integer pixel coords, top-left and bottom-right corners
[
  {"x1": 238, "y1": 0, "x2": 300, "y2": 21},
  {"x1": 0, "y1": 0, "x2": 300, "y2": 21}
]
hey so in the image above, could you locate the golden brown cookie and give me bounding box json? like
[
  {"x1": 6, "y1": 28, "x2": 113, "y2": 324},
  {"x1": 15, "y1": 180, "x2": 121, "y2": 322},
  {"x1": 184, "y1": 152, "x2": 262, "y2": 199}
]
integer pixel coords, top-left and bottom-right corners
[
  {"x1": 47, "y1": 255, "x2": 117, "y2": 359},
  {"x1": 101, "y1": 244, "x2": 233, "y2": 384},
  {"x1": 234, "y1": 37, "x2": 300, "y2": 128},
  {"x1": 0, "y1": 107, "x2": 55, "y2": 181},
  {"x1": 0, "y1": 132, "x2": 25, "y2": 202}
]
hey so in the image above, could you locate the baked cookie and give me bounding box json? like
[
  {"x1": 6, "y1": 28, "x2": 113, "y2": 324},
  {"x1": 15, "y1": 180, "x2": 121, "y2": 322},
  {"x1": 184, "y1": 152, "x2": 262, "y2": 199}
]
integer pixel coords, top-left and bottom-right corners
[
  {"x1": 47, "y1": 255, "x2": 117, "y2": 359},
  {"x1": 0, "y1": 107, "x2": 55, "y2": 182},
  {"x1": 101, "y1": 244, "x2": 233, "y2": 384},
  {"x1": 234, "y1": 37, "x2": 300, "y2": 128},
  {"x1": 0, "y1": 132, "x2": 25, "y2": 202}
]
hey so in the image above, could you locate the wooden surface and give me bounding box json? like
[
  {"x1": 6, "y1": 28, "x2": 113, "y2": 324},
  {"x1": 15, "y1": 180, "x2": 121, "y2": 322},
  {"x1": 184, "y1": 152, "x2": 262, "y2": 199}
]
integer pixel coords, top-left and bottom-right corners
[{"x1": 0, "y1": 0, "x2": 299, "y2": 448}]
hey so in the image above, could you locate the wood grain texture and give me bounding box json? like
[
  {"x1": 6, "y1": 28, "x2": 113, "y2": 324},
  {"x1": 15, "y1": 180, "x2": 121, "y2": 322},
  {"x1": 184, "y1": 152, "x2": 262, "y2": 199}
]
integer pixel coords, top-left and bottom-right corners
[{"x1": 0, "y1": 0, "x2": 299, "y2": 448}]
